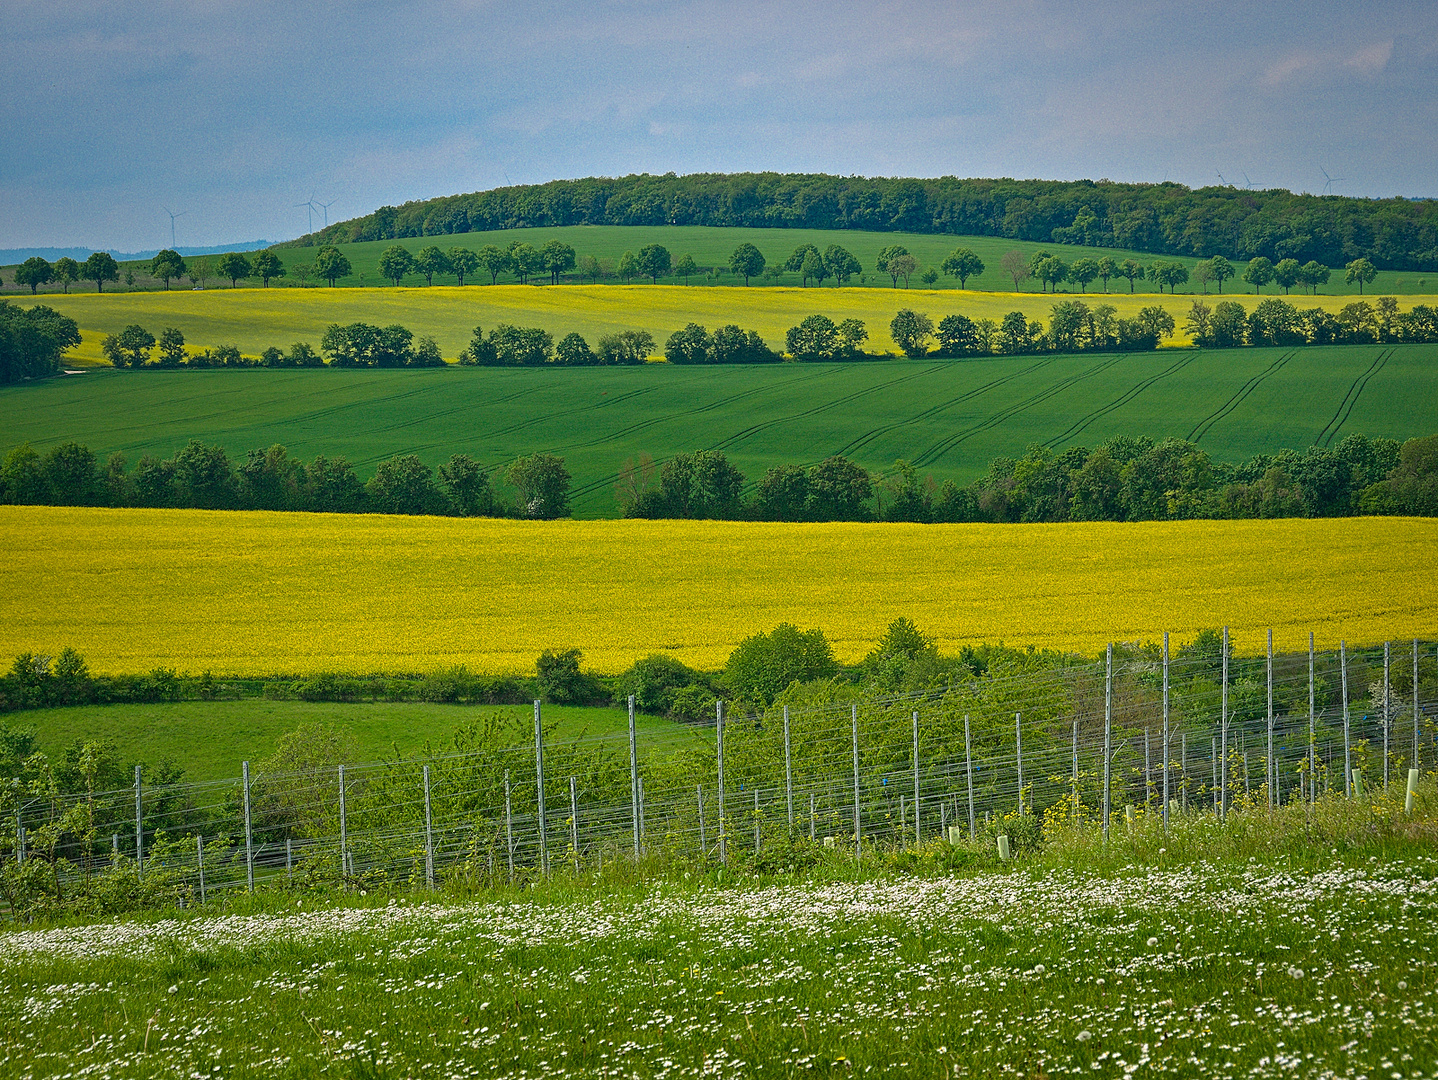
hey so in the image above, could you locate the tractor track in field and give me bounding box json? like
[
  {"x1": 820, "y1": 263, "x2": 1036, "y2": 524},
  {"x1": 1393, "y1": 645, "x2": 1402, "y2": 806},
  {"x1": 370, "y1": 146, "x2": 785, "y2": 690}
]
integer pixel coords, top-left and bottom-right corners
[
  {"x1": 549, "y1": 364, "x2": 838, "y2": 454},
  {"x1": 1041, "y1": 350, "x2": 1201, "y2": 449},
  {"x1": 1315, "y1": 349, "x2": 1392, "y2": 448},
  {"x1": 564, "y1": 363, "x2": 948, "y2": 503},
  {"x1": 907, "y1": 354, "x2": 1128, "y2": 469},
  {"x1": 1184, "y1": 351, "x2": 1296, "y2": 444},
  {"x1": 826, "y1": 356, "x2": 1061, "y2": 460},
  {"x1": 701, "y1": 363, "x2": 948, "y2": 455}
]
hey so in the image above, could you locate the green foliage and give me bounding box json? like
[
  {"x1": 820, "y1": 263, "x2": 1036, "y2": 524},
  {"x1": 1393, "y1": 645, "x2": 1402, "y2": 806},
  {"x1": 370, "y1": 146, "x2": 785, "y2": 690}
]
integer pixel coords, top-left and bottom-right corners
[
  {"x1": 150, "y1": 249, "x2": 187, "y2": 291},
  {"x1": 728, "y1": 242, "x2": 765, "y2": 284},
  {"x1": 0, "y1": 301, "x2": 80, "y2": 382},
  {"x1": 81, "y1": 252, "x2": 119, "y2": 292},
  {"x1": 889, "y1": 308, "x2": 933, "y2": 356},
  {"x1": 536, "y1": 648, "x2": 604, "y2": 704},
  {"x1": 723, "y1": 623, "x2": 838, "y2": 705},
  {"x1": 507, "y1": 452, "x2": 571, "y2": 519},
  {"x1": 100, "y1": 324, "x2": 155, "y2": 368}
]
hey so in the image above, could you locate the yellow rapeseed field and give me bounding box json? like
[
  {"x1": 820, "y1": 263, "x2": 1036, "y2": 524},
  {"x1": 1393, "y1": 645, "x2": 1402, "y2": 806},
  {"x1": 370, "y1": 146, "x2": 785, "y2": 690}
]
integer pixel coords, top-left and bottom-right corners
[{"x1": 2, "y1": 507, "x2": 1432, "y2": 676}]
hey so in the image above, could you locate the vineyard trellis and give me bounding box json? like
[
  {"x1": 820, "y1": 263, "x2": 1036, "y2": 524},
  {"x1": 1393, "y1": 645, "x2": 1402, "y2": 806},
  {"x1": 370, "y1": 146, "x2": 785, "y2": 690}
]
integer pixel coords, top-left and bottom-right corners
[{"x1": 4, "y1": 633, "x2": 1436, "y2": 915}]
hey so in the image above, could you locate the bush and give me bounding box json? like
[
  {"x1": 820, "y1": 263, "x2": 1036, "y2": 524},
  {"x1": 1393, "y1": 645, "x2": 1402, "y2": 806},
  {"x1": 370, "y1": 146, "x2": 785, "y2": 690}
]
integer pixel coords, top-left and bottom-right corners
[
  {"x1": 535, "y1": 648, "x2": 604, "y2": 704},
  {"x1": 615, "y1": 654, "x2": 708, "y2": 714},
  {"x1": 723, "y1": 624, "x2": 838, "y2": 706}
]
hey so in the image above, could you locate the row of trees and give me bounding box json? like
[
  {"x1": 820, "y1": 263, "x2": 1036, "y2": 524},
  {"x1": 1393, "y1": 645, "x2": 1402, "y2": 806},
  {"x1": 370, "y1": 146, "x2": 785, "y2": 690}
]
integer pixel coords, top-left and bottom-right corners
[
  {"x1": 0, "y1": 442, "x2": 574, "y2": 519},
  {"x1": 1184, "y1": 297, "x2": 1438, "y2": 348},
  {"x1": 292, "y1": 172, "x2": 1438, "y2": 271},
  {"x1": 616, "y1": 434, "x2": 1435, "y2": 523}
]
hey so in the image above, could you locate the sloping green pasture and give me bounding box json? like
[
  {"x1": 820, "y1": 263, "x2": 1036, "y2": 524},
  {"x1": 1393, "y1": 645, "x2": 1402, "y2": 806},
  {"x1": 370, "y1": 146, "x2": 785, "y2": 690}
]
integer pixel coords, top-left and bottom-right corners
[{"x1": 3, "y1": 344, "x2": 1431, "y2": 517}]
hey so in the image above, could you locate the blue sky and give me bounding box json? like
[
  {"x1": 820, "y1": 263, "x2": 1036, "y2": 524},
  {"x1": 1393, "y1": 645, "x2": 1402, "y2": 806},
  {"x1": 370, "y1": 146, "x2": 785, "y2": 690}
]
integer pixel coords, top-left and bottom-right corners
[{"x1": 2, "y1": 0, "x2": 1434, "y2": 251}]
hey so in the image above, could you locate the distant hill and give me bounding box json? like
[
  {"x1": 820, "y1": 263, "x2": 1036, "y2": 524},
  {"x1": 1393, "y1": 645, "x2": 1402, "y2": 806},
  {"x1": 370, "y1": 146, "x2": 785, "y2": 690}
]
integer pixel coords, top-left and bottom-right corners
[
  {"x1": 0, "y1": 242, "x2": 276, "y2": 266},
  {"x1": 281, "y1": 172, "x2": 1438, "y2": 272}
]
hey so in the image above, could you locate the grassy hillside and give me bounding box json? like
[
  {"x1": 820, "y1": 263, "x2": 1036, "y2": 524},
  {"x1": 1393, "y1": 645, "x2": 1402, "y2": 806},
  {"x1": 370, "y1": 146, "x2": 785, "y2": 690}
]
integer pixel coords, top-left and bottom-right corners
[
  {"x1": 2, "y1": 508, "x2": 1432, "y2": 677},
  {"x1": 5, "y1": 224, "x2": 1432, "y2": 296},
  {"x1": 1, "y1": 344, "x2": 1432, "y2": 516},
  {"x1": 27, "y1": 699, "x2": 686, "y2": 782}
]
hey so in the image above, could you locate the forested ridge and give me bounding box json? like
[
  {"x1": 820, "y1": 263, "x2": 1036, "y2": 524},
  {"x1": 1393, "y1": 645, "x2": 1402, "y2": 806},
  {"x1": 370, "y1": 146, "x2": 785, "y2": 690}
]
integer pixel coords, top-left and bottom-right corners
[{"x1": 283, "y1": 173, "x2": 1438, "y2": 272}]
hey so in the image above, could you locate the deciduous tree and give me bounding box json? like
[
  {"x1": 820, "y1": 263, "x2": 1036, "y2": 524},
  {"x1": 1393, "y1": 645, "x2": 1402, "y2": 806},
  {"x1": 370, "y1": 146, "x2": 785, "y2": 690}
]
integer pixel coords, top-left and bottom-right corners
[
  {"x1": 876, "y1": 244, "x2": 910, "y2": 287},
  {"x1": 251, "y1": 251, "x2": 284, "y2": 288},
  {"x1": 541, "y1": 240, "x2": 577, "y2": 284},
  {"x1": 941, "y1": 247, "x2": 984, "y2": 288},
  {"x1": 507, "y1": 453, "x2": 571, "y2": 519},
  {"x1": 314, "y1": 247, "x2": 351, "y2": 286},
  {"x1": 674, "y1": 253, "x2": 698, "y2": 284},
  {"x1": 823, "y1": 244, "x2": 861, "y2": 286},
  {"x1": 1117, "y1": 258, "x2": 1144, "y2": 293},
  {"x1": 100, "y1": 324, "x2": 154, "y2": 367},
  {"x1": 729, "y1": 243, "x2": 765, "y2": 285},
  {"x1": 14, "y1": 257, "x2": 53, "y2": 294},
  {"x1": 1242, "y1": 256, "x2": 1273, "y2": 294},
  {"x1": 1345, "y1": 257, "x2": 1377, "y2": 294},
  {"x1": 215, "y1": 252, "x2": 252, "y2": 288},
  {"x1": 636, "y1": 244, "x2": 672, "y2": 283},
  {"x1": 1069, "y1": 257, "x2": 1100, "y2": 293},
  {"x1": 377, "y1": 245, "x2": 415, "y2": 286},
  {"x1": 889, "y1": 309, "x2": 934, "y2": 357},
  {"x1": 414, "y1": 246, "x2": 452, "y2": 286},
  {"x1": 81, "y1": 252, "x2": 119, "y2": 292},
  {"x1": 1000, "y1": 250, "x2": 1031, "y2": 290},
  {"x1": 447, "y1": 247, "x2": 479, "y2": 286}
]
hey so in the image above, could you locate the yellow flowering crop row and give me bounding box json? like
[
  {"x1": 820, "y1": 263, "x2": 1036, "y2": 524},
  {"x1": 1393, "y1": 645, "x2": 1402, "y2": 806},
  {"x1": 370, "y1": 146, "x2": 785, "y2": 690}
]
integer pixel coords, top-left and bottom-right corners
[{"x1": 2, "y1": 506, "x2": 1432, "y2": 676}]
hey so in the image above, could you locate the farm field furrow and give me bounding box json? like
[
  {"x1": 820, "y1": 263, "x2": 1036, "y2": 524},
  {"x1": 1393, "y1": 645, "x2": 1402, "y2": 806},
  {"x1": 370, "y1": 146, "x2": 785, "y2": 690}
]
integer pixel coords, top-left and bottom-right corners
[
  {"x1": 1, "y1": 507, "x2": 1432, "y2": 677},
  {"x1": 13, "y1": 285, "x2": 1438, "y2": 366},
  {"x1": 2, "y1": 345, "x2": 1432, "y2": 516}
]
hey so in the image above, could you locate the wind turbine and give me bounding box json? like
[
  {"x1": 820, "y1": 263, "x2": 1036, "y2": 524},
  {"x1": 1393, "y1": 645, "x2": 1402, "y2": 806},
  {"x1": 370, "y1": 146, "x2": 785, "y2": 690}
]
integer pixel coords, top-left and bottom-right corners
[
  {"x1": 1241, "y1": 171, "x2": 1255, "y2": 190},
  {"x1": 316, "y1": 197, "x2": 336, "y2": 228},
  {"x1": 1216, "y1": 170, "x2": 1227, "y2": 186},
  {"x1": 294, "y1": 195, "x2": 318, "y2": 234},
  {"x1": 1320, "y1": 167, "x2": 1345, "y2": 195},
  {"x1": 162, "y1": 207, "x2": 188, "y2": 248}
]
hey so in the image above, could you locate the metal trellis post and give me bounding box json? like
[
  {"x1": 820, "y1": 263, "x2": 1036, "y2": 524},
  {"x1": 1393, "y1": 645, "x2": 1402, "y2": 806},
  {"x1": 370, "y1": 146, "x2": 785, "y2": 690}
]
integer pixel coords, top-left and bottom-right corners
[
  {"x1": 1221, "y1": 626, "x2": 1229, "y2": 818},
  {"x1": 504, "y1": 769, "x2": 514, "y2": 881},
  {"x1": 570, "y1": 775, "x2": 580, "y2": 872},
  {"x1": 629, "y1": 695, "x2": 639, "y2": 859},
  {"x1": 243, "y1": 760, "x2": 254, "y2": 892},
  {"x1": 135, "y1": 765, "x2": 143, "y2": 880},
  {"x1": 1162, "y1": 631, "x2": 1170, "y2": 830},
  {"x1": 1342, "y1": 642, "x2": 1351, "y2": 797},
  {"x1": 912, "y1": 709, "x2": 921, "y2": 845},
  {"x1": 1015, "y1": 712, "x2": 1024, "y2": 815},
  {"x1": 851, "y1": 703, "x2": 861, "y2": 859},
  {"x1": 784, "y1": 705, "x2": 794, "y2": 834},
  {"x1": 338, "y1": 763, "x2": 348, "y2": 881},
  {"x1": 1103, "y1": 643, "x2": 1113, "y2": 838},
  {"x1": 535, "y1": 700, "x2": 548, "y2": 876},
  {"x1": 1267, "y1": 628, "x2": 1275, "y2": 807},
  {"x1": 423, "y1": 764, "x2": 434, "y2": 890},
  {"x1": 716, "y1": 699, "x2": 727, "y2": 866},
  {"x1": 965, "y1": 713, "x2": 975, "y2": 839}
]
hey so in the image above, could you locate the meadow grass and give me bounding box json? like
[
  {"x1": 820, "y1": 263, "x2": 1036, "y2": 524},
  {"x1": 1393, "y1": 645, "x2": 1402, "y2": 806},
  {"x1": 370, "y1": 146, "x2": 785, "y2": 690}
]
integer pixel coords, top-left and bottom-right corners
[
  {"x1": 2, "y1": 507, "x2": 1433, "y2": 676},
  {"x1": 4, "y1": 794, "x2": 1437, "y2": 1078},
  {"x1": 2, "y1": 344, "x2": 1432, "y2": 518},
  {"x1": 24, "y1": 700, "x2": 699, "y2": 783},
  {"x1": 15, "y1": 282, "x2": 1438, "y2": 366}
]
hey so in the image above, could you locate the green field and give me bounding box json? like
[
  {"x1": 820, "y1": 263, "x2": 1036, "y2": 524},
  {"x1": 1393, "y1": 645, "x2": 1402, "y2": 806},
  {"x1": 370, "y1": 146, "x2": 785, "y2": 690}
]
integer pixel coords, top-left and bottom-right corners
[
  {"x1": 5, "y1": 223, "x2": 1430, "y2": 296},
  {"x1": 3, "y1": 344, "x2": 1432, "y2": 516},
  {"x1": 23, "y1": 700, "x2": 699, "y2": 783}
]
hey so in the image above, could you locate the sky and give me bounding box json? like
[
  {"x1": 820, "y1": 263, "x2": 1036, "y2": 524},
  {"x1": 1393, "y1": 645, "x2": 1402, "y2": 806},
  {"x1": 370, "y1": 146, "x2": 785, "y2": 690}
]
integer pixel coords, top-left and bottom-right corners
[{"x1": 2, "y1": 0, "x2": 1435, "y2": 252}]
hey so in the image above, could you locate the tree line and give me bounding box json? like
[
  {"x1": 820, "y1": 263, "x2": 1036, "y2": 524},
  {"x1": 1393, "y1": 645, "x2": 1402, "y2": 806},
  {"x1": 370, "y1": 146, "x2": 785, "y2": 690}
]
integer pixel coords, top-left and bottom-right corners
[
  {"x1": 616, "y1": 434, "x2": 1435, "y2": 523},
  {"x1": 0, "y1": 442, "x2": 574, "y2": 519},
  {"x1": 286, "y1": 172, "x2": 1438, "y2": 272},
  {"x1": 8, "y1": 432, "x2": 1432, "y2": 523}
]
